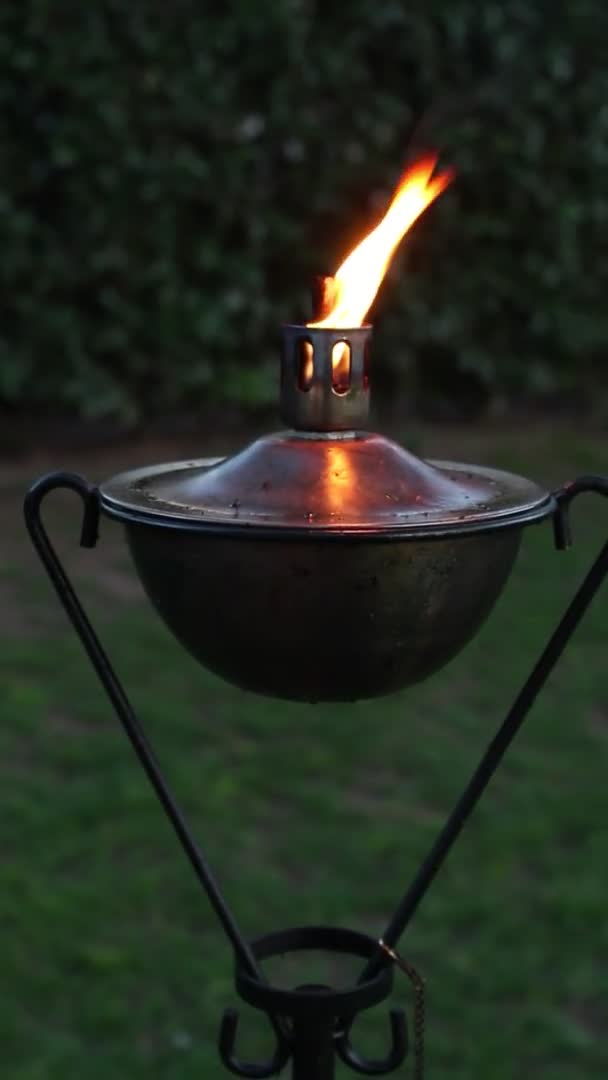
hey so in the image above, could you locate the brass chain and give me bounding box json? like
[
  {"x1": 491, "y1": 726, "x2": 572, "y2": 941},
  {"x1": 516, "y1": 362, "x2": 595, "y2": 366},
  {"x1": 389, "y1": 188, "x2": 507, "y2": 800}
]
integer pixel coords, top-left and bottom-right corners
[{"x1": 379, "y1": 940, "x2": 425, "y2": 1080}]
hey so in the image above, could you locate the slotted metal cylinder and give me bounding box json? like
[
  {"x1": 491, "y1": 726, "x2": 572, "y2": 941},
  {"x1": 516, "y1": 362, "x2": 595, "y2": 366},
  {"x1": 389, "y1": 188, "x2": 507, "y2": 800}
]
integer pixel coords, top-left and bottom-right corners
[{"x1": 280, "y1": 324, "x2": 371, "y2": 431}]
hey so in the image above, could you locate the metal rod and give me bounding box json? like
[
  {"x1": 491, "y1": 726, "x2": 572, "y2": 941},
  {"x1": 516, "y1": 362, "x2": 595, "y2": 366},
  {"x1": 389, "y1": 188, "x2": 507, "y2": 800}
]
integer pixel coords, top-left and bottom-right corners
[
  {"x1": 23, "y1": 472, "x2": 264, "y2": 985},
  {"x1": 361, "y1": 475, "x2": 608, "y2": 982}
]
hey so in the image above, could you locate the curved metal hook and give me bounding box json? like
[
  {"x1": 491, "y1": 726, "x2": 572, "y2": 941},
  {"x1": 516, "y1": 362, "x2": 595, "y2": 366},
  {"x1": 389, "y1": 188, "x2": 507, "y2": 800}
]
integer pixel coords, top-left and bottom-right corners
[
  {"x1": 552, "y1": 474, "x2": 608, "y2": 550},
  {"x1": 336, "y1": 1009, "x2": 407, "y2": 1076},
  {"x1": 219, "y1": 1009, "x2": 291, "y2": 1078},
  {"x1": 24, "y1": 470, "x2": 100, "y2": 553}
]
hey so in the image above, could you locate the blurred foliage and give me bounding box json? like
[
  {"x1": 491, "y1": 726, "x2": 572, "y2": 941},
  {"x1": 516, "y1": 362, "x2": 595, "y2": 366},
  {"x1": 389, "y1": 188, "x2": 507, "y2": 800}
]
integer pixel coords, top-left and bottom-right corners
[{"x1": 1, "y1": 1, "x2": 607, "y2": 421}]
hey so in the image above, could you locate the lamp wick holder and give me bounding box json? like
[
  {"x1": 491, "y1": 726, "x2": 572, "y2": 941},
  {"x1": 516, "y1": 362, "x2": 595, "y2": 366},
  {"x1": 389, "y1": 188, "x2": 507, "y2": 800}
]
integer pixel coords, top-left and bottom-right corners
[
  {"x1": 23, "y1": 472, "x2": 607, "y2": 1078},
  {"x1": 280, "y1": 323, "x2": 371, "y2": 431}
]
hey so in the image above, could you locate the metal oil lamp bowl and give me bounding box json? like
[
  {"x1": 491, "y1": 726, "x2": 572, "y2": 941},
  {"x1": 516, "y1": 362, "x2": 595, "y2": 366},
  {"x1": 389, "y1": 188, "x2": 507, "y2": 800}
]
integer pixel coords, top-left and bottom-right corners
[
  {"x1": 24, "y1": 318, "x2": 607, "y2": 1079},
  {"x1": 98, "y1": 324, "x2": 553, "y2": 702}
]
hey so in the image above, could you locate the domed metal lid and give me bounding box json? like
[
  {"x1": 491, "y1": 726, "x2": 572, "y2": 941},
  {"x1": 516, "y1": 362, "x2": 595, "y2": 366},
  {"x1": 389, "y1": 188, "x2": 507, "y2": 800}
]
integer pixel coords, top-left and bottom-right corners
[{"x1": 99, "y1": 430, "x2": 554, "y2": 538}]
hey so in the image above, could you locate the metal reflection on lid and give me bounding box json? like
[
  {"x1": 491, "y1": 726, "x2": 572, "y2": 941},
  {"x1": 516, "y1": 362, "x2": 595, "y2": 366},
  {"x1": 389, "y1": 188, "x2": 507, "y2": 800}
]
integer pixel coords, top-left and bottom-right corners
[{"x1": 100, "y1": 436, "x2": 552, "y2": 537}]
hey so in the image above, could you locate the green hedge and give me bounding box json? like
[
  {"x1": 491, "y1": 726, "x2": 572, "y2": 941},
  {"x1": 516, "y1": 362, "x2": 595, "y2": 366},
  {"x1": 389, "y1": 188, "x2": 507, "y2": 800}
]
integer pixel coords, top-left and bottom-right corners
[{"x1": 2, "y1": 2, "x2": 607, "y2": 421}]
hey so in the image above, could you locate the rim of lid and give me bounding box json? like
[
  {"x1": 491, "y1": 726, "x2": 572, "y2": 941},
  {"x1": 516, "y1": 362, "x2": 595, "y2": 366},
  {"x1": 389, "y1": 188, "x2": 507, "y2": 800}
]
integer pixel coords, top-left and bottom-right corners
[{"x1": 98, "y1": 433, "x2": 555, "y2": 539}]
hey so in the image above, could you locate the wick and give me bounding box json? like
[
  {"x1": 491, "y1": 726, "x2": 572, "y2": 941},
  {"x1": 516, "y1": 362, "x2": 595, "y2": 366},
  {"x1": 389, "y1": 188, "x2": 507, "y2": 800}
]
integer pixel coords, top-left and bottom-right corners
[{"x1": 311, "y1": 275, "x2": 341, "y2": 322}]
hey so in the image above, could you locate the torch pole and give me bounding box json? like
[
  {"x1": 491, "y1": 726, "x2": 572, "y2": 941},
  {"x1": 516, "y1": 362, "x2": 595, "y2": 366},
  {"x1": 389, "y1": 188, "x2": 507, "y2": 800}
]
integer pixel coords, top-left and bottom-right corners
[{"x1": 291, "y1": 1009, "x2": 336, "y2": 1080}]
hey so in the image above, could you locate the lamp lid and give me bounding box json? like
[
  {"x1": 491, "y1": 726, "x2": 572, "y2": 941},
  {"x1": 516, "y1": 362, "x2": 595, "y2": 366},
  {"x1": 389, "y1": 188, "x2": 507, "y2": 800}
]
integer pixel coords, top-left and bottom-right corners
[{"x1": 99, "y1": 429, "x2": 554, "y2": 537}]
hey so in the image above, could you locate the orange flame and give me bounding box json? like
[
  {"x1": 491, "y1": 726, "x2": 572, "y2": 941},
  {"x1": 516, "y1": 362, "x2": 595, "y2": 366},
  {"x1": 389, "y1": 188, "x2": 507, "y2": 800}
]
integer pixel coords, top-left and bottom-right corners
[{"x1": 309, "y1": 152, "x2": 453, "y2": 331}]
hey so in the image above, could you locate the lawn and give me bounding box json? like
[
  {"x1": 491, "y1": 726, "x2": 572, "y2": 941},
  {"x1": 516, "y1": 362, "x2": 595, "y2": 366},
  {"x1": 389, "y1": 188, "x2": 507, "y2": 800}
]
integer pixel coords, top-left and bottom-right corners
[{"x1": 1, "y1": 421, "x2": 606, "y2": 1079}]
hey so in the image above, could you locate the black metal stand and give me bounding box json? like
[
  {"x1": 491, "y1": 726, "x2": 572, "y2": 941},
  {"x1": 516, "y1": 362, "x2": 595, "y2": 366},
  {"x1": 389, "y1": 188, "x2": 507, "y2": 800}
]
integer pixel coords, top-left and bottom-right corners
[{"x1": 24, "y1": 472, "x2": 607, "y2": 1078}]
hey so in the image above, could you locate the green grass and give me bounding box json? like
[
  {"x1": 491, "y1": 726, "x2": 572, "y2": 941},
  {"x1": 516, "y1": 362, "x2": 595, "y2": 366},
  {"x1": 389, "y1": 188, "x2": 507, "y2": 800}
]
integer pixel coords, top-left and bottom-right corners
[{"x1": 1, "y1": 425, "x2": 607, "y2": 1078}]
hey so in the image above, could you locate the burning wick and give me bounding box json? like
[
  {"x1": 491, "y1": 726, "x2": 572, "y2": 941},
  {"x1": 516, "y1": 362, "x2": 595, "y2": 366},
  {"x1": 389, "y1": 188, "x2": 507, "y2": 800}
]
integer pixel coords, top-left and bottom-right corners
[{"x1": 305, "y1": 152, "x2": 454, "y2": 388}]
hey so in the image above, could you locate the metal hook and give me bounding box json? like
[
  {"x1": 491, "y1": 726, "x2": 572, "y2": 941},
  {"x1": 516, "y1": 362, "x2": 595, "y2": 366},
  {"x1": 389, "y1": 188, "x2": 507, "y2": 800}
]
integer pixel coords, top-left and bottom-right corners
[
  {"x1": 335, "y1": 1009, "x2": 407, "y2": 1076},
  {"x1": 219, "y1": 1008, "x2": 291, "y2": 1078},
  {"x1": 552, "y1": 474, "x2": 608, "y2": 550}
]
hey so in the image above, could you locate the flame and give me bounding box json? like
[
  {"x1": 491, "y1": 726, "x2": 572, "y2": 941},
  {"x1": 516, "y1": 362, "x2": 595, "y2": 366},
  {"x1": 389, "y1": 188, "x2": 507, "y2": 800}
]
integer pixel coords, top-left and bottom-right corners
[{"x1": 309, "y1": 152, "x2": 453, "y2": 334}]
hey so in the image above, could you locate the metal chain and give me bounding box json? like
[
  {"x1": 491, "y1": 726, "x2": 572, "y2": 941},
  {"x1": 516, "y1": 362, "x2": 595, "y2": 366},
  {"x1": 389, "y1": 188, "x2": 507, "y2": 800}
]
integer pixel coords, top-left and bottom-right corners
[{"x1": 379, "y1": 940, "x2": 425, "y2": 1080}]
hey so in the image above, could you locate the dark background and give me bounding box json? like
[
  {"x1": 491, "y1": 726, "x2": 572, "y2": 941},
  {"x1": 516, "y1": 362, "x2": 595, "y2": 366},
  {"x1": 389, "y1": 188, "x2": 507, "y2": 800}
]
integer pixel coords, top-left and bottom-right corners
[{"x1": 2, "y1": 1, "x2": 607, "y2": 432}]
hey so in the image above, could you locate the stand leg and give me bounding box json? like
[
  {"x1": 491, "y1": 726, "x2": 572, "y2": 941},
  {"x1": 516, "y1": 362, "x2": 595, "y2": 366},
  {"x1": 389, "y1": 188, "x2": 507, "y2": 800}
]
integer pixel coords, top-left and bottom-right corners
[
  {"x1": 23, "y1": 472, "x2": 262, "y2": 984},
  {"x1": 362, "y1": 475, "x2": 608, "y2": 981}
]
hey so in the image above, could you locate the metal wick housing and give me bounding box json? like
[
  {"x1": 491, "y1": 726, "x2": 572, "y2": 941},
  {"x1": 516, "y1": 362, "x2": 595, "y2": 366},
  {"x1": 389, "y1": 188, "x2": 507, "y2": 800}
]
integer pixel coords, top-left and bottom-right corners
[{"x1": 280, "y1": 324, "x2": 372, "y2": 432}]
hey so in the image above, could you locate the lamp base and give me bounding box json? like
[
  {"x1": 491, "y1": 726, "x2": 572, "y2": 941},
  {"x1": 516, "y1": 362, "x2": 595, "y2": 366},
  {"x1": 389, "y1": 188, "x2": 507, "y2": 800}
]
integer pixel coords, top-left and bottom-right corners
[{"x1": 220, "y1": 925, "x2": 407, "y2": 1079}]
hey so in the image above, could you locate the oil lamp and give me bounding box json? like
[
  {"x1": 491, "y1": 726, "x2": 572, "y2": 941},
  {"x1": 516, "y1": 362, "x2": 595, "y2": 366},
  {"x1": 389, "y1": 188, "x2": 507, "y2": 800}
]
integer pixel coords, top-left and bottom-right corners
[{"x1": 24, "y1": 153, "x2": 607, "y2": 1077}]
